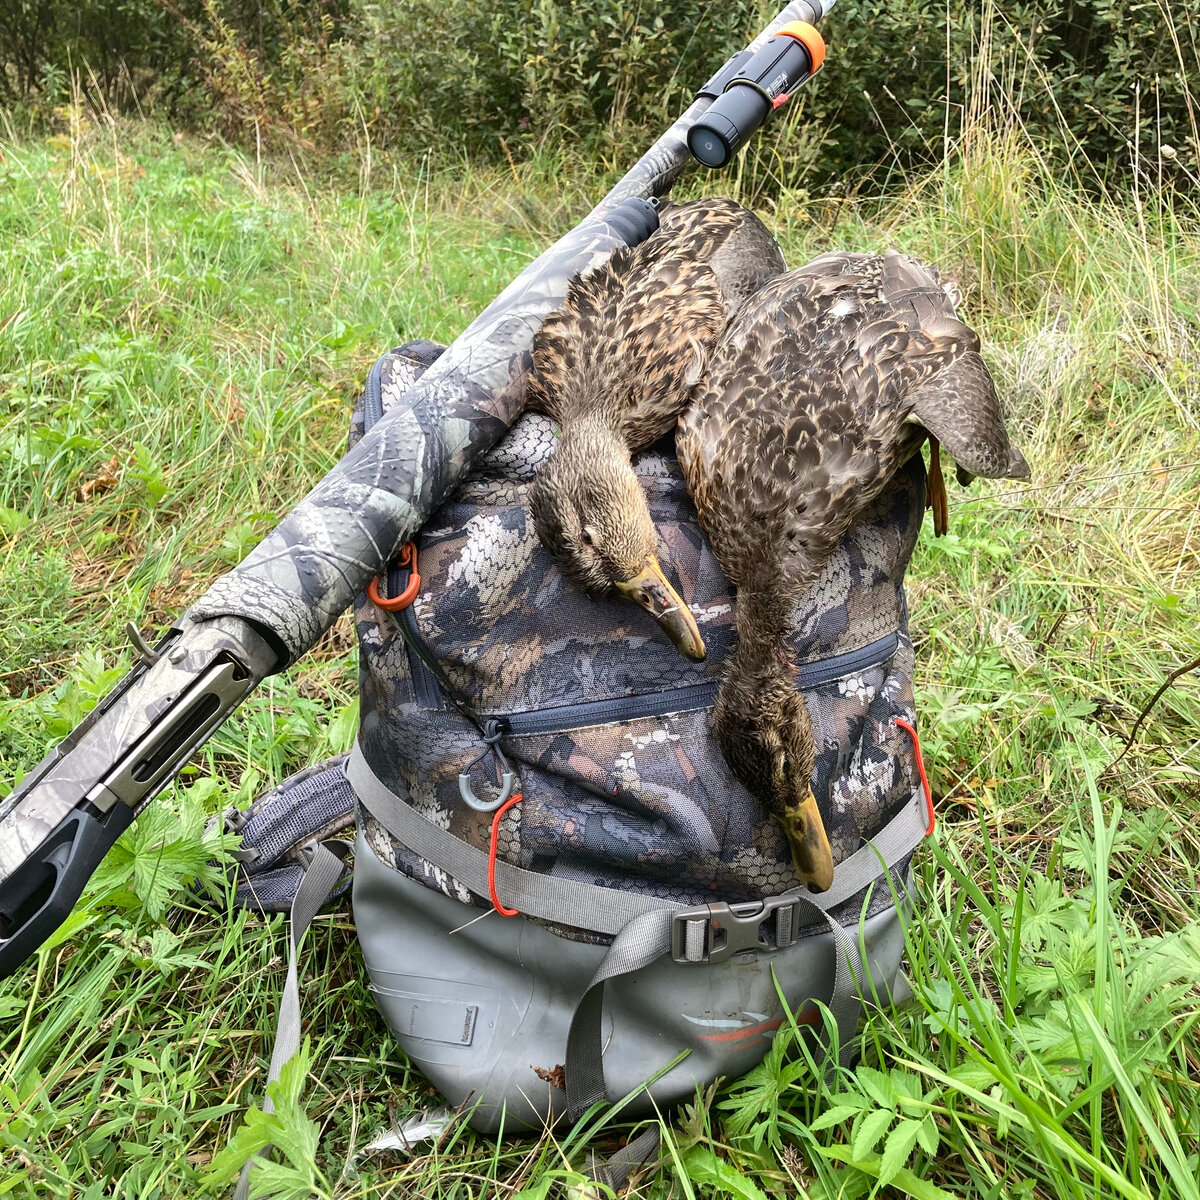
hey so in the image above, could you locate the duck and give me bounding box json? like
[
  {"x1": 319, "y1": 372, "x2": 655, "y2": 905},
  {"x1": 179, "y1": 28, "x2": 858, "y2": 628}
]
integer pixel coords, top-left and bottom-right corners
[
  {"x1": 676, "y1": 249, "x2": 1030, "y2": 891},
  {"x1": 525, "y1": 198, "x2": 785, "y2": 661}
]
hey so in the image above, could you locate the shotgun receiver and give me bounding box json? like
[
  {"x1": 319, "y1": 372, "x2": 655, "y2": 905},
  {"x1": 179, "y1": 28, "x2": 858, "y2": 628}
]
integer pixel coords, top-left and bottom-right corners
[{"x1": 0, "y1": 615, "x2": 278, "y2": 977}]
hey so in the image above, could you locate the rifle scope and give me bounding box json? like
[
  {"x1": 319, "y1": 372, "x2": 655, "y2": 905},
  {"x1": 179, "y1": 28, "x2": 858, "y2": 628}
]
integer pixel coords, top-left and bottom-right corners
[{"x1": 688, "y1": 22, "x2": 826, "y2": 169}]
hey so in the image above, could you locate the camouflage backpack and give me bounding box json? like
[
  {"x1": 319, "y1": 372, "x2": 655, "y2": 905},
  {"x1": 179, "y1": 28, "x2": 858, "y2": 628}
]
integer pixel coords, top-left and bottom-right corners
[{"x1": 227, "y1": 338, "x2": 936, "y2": 1179}]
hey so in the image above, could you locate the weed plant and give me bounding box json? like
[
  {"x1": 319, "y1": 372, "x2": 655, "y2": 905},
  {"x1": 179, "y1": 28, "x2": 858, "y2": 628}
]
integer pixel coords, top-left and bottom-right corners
[{"x1": 0, "y1": 75, "x2": 1198, "y2": 1200}]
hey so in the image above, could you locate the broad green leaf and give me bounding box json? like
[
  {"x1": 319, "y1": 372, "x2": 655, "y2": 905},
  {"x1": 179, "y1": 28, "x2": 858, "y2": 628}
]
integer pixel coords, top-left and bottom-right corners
[
  {"x1": 0, "y1": 505, "x2": 30, "y2": 536},
  {"x1": 878, "y1": 1118, "x2": 923, "y2": 1188},
  {"x1": 810, "y1": 1104, "x2": 865, "y2": 1131},
  {"x1": 856, "y1": 1066, "x2": 899, "y2": 1109},
  {"x1": 821, "y1": 1146, "x2": 961, "y2": 1200},
  {"x1": 916, "y1": 1114, "x2": 940, "y2": 1157},
  {"x1": 512, "y1": 1171, "x2": 613, "y2": 1199},
  {"x1": 680, "y1": 1147, "x2": 768, "y2": 1200},
  {"x1": 38, "y1": 907, "x2": 101, "y2": 955}
]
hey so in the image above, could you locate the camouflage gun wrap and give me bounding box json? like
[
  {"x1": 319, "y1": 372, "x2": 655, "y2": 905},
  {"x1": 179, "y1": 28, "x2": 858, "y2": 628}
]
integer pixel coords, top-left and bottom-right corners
[
  {"x1": 0, "y1": 0, "x2": 838, "y2": 978},
  {"x1": 185, "y1": 206, "x2": 658, "y2": 666}
]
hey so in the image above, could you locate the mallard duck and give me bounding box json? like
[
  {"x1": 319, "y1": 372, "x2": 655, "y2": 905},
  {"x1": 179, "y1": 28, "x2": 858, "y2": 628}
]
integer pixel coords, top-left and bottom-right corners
[
  {"x1": 526, "y1": 198, "x2": 785, "y2": 661},
  {"x1": 677, "y1": 249, "x2": 1030, "y2": 891}
]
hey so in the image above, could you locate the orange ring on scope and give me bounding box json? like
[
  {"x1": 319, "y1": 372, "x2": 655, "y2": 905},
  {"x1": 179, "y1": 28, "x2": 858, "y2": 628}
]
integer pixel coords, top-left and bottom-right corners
[{"x1": 776, "y1": 21, "x2": 825, "y2": 74}]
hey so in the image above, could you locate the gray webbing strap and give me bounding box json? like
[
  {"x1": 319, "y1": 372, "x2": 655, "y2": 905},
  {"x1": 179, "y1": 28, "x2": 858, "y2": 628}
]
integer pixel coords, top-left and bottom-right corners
[
  {"x1": 591, "y1": 1125, "x2": 663, "y2": 1190},
  {"x1": 233, "y1": 840, "x2": 349, "y2": 1200},
  {"x1": 347, "y1": 745, "x2": 677, "y2": 936},
  {"x1": 565, "y1": 908, "x2": 677, "y2": 1118}
]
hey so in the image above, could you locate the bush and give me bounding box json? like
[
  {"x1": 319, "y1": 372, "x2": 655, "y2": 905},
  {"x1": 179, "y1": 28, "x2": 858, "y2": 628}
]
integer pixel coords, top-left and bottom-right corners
[{"x1": 2, "y1": 0, "x2": 1196, "y2": 186}]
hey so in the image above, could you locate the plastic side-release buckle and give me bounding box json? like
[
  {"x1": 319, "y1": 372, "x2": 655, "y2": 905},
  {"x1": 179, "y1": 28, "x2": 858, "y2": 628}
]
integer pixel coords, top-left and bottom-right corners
[{"x1": 671, "y1": 896, "x2": 803, "y2": 965}]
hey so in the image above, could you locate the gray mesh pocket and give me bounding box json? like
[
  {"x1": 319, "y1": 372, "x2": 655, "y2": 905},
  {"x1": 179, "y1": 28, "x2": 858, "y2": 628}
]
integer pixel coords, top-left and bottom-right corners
[{"x1": 230, "y1": 757, "x2": 355, "y2": 913}]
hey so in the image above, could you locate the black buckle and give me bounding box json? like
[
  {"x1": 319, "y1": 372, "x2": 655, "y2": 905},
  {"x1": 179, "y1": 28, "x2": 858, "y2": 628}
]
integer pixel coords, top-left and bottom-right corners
[{"x1": 670, "y1": 896, "x2": 802, "y2": 964}]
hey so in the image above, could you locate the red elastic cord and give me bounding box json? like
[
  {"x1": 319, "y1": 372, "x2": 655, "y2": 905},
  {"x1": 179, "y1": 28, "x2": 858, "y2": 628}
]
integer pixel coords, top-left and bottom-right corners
[
  {"x1": 487, "y1": 793, "x2": 524, "y2": 917},
  {"x1": 894, "y1": 718, "x2": 935, "y2": 835}
]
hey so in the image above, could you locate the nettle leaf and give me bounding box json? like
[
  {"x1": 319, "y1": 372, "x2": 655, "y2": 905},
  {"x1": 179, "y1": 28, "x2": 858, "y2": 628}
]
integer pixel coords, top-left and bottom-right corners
[
  {"x1": 855, "y1": 1067, "x2": 900, "y2": 1110},
  {"x1": 878, "y1": 1119, "x2": 924, "y2": 1188},
  {"x1": 851, "y1": 1108, "x2": 895, "y2": 1160},
  {"x1": 916, "y1": 1114, "x2": 939, "y2": 1157},
  {"x1": 680, "y1": 1147, "x2": 768, "y2": 1200}
]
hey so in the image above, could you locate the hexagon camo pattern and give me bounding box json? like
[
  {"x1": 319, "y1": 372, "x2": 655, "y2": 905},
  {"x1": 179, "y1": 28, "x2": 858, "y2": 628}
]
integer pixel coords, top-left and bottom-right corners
[{"x1": 352, "y1": 346, "x2": 928, "y2": 939}]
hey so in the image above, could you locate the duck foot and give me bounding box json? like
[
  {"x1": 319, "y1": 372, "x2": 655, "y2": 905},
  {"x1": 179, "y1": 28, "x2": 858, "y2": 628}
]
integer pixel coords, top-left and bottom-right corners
[{"x1": 926, "y1": 436, "x2": 949, "y2": 536}]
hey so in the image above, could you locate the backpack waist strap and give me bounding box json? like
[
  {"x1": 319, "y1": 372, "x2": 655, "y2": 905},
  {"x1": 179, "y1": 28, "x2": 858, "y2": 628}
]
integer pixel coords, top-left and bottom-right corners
[{"x1": 346, "y1": 740, "x2": 929, "y2": 936}]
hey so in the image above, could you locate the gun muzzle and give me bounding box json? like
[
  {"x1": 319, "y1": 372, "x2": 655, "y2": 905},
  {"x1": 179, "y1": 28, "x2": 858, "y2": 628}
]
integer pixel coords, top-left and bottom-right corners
[{"x1": 688, "y1": 22, "x2": 826, "y2": 169}]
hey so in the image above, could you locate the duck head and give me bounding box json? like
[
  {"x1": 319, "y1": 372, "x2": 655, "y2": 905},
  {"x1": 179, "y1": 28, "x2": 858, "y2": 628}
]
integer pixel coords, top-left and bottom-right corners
[
  {"x1": 530, "y1": 421, "x2": 706, "y2": 661},
  {"x1": 713, "y1": 681, "x2": 834, "y2": 893}
]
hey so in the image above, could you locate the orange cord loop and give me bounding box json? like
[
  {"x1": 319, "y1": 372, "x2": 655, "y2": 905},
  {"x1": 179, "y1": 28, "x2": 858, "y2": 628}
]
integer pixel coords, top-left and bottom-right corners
[
  {"x1": 367, "y1": 541, "x2": 421, "y2": 611},
  {"x1": 894, "y1": 717, "x2": 935, "y2": 835},
  {"x1": 487, "y1": 793, "x2": 524, "y2": 917}
]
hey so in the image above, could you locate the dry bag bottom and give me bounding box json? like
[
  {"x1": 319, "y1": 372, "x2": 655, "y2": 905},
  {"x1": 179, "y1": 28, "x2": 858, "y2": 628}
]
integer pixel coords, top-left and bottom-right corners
[{"x1": 353, "y1": 829, "x2": 910, "y2": 1136}]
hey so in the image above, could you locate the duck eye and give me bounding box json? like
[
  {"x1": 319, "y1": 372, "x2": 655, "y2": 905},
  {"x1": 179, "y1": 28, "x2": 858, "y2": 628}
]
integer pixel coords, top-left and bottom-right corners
[
  {"x1": 781, "y1": 755, "x2": 791, "y2": 775},
  {"x1": 580, "y1": 527, "x2": 596, "y2": 548}
]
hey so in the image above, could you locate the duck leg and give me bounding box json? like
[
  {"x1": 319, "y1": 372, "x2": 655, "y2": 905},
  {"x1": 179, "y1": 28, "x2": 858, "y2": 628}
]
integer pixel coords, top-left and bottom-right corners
[{"x1": 926, "y1": 436, "x2": 949, "y2": 537}]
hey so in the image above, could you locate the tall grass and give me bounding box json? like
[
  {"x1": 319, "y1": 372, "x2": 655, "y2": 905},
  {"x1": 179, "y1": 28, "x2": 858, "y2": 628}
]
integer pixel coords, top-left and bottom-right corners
[{"x1": 0, "y1": 78, "x2": 1198, "y2": 1200}]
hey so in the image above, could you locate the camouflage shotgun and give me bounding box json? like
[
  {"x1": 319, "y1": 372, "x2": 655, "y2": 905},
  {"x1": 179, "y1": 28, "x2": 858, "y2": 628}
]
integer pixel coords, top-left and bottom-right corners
[{"x1": 0, "y1": 0, "x2": 836, "y2": 979}]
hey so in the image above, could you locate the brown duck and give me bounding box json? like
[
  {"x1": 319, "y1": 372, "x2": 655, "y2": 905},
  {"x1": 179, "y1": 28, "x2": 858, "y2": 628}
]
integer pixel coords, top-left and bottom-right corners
[
  {"x1": 677, "y1": 249, "x2": 1030, "y2": 891},
  {"x1": 526, "y1": 198, "x2": 785, "y2": 660}
]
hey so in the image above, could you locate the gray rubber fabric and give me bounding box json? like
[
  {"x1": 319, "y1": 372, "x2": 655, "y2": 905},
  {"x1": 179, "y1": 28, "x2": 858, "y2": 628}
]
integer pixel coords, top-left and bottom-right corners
[
  {"x1": 234, "y1": 840, "x2": 350, "y2": 1200},
  {"x1": 233, "y1": 764, "x2": 922, "y2": 1189},
  {"x1": 349, "y1": 741, "x2": 926, "y2": 1133},
  {"x1": 353, "y1": 832, "x2": 912, "y2": 1135}
]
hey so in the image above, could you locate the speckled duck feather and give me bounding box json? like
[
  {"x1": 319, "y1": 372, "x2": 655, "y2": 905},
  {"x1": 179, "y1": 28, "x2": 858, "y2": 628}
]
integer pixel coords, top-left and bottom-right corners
[
  {"x1": 678, "y1": 248, "x2": 1030, "y2": 596},
  {"x1": 526, "y1": 198, "x2": 786, "y2": 450}
]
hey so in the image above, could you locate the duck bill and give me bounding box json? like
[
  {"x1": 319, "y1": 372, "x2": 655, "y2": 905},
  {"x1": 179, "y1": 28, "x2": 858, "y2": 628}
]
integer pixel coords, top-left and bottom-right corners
[
  {"x1": 615, "y1": 558, "x2": 706, "y2": 661},
  {"x1": 782, "y1": 790, "x2": 835, "y2": 894}
]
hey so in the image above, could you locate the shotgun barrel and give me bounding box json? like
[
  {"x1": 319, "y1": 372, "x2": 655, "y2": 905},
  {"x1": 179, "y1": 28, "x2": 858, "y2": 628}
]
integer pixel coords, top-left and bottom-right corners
[{"x1": 0, "y1": 0, "x2": 838, "y2": 979}]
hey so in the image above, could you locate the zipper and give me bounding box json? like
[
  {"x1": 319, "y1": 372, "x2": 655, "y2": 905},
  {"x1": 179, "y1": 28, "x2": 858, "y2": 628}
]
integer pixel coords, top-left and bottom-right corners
[
  {"x1": 363, "y1": 352, "x2": 387, "y2": 430},
  {"x1": 492, "y1": 631, "x2": 900, "y2": 737},
  {"x1": 360, "y1": 355, "x2": 899, "y2": 734}
]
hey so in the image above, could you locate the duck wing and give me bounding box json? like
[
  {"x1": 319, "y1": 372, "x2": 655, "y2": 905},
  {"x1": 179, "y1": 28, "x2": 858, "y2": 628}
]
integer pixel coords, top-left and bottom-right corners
[
  {"x1": 678, "y1": 268, "x2": 892, "y2": 593},
  {"x1": 659, "y1": 198, "x2": 787, "y2": 318},
  {"x1": 679, "y1": 249, "x2": 1028, "y2": 584},
  {"x1": 829, "y1": 249, "x2": 1029, "y2": 480}
]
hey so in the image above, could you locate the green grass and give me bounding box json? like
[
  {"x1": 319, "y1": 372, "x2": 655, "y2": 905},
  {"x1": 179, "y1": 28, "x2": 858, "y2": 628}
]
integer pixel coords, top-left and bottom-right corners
[{"x1": 0, "y1": 103, "x2": 1198, "y2": 1200}]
